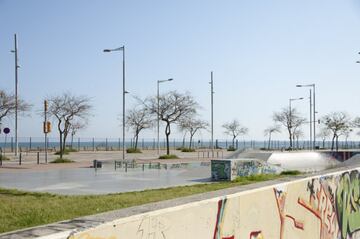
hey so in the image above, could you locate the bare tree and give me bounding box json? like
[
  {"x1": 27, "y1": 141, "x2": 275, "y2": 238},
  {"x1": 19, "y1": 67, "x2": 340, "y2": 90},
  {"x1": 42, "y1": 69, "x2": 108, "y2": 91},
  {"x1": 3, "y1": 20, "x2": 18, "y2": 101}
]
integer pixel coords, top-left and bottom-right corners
[
  {"x1": 317, "y1": 127, "x2": 331, "y2": 149},
  {"x1": 48, "y1": 93, "x2": 92, "y2": 159},
  {"x1": 273, "y1": 107, "x2": 306, "y2": 150},
  {"x1": 222, "y1": 119, "x2": 248, "y2": 148},
  {"x1": 321, "y1": 112, "x2": 351, "y2": 151},
  {"x1": 178, "y1": 117, "x2": 208, "y2": 149},
  {"x1": 70, "y1": 121, "x2": 87, "y2": 149},
  {"x1": 126, "y1": 105, "x2": 153, "y2": 151},
  {"x1": 0, "y1": 89, "x2": 31, "y2": 129},
  {"x1": 293, "y1": 129, "x2": 304, "y2": 150},
  {"x1": 264, "y1": 125, "x2": 281, "y2": 150},
  {"x1": 145, "y1": 91, "x2": 198, "y2": 155}
]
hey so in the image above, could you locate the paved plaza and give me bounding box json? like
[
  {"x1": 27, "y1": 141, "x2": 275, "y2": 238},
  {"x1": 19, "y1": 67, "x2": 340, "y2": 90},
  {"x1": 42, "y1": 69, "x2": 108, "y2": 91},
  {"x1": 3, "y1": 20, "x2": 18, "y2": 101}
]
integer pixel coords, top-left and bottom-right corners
[{"x1": 0, "y1": 149, "x2": 229, "y2": 194}]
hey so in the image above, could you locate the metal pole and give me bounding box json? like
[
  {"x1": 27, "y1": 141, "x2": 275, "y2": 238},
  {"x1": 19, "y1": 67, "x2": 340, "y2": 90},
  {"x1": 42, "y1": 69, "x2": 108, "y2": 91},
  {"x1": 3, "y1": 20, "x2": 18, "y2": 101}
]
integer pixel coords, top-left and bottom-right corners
[
  {"x1": 122, "y1": 46, "x2": 126, "y2": 162},
  {"x1": 44, "y1": 100, "x2": 48, "y2": 163},
  {"x1": 14, "y1": 34, "x2": 19, "y2": 157},
  {"x1": 210, "y1": 71, "x2": 214, "y2": 157},
  {"x1": 309, "y1": 89, "x2": 312, "y2": 150},
  {"x1": 289, "y1": 99, "x2": 292, "y2": 150},
  {"x1": 313, "y1": 84, "x2": 316, "y2": 149},
  {"x1": 157, "y1": 81, "x2": 160, "y2": 155}
]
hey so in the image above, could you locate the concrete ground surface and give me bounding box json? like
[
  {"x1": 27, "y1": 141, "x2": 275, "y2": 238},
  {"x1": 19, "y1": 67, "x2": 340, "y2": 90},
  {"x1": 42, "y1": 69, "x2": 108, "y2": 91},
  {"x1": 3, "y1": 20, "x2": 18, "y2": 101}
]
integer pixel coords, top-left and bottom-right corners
[{"x1": 0, "y1": 149, "x2": 229, "y2": 194}]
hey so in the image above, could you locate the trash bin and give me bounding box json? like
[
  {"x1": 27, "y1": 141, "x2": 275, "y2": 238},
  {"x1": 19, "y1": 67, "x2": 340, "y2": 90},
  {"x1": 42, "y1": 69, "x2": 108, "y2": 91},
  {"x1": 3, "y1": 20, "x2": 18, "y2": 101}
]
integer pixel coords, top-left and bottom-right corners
[{"x1": 93, "y1": 160, "x2": 102, "y2": 168}]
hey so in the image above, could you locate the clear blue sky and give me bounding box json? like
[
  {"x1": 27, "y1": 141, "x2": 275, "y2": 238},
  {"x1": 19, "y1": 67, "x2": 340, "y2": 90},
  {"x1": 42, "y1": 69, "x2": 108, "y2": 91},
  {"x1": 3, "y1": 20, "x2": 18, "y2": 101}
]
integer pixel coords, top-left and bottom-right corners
[{"x1": 1, "y1": 0, "x2": 360, "y2": 141}]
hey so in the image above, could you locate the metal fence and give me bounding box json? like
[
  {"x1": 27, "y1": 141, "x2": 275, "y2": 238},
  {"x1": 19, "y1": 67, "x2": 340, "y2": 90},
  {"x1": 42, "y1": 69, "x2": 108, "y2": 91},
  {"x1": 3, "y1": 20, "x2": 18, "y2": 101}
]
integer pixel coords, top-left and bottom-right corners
[{"x1": 0, "y1": 136, "x2": 359, "y2": 153}]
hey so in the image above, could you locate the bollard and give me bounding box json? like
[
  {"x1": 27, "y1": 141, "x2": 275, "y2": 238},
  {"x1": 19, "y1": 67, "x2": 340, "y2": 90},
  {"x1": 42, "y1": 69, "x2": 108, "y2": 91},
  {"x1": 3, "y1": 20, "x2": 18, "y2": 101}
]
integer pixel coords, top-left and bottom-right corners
[
  {"x1": 217, "y1": 151, "x2": 219, "y2": 158},
  {"x1": 142, "y1": 163, "x2": 145, "y2": 171},
  {"x1": 37, "y1": 152, "x2": 39, "y2": 164},
  {"x1": 125, "y1": 162, "x2": 128, "y2": 172},
  {"x1": 94, "y1": 160, "x2": 98, "y2": 171},
  {"x1": 158, "y1": 162, "x2": 161, "y2": 169},
  {"x1": 165, "y1": 164, "x2": 167, "y2": 170},
  {"x1": 19, "y1": 153, "x2": 22, "y2": 165},
  {"x1": 114, "y1": 161, "x2": 117, "y2": 171},
  {"x1": 149, "y1": 162, "x2": 151, "y2": 169}
]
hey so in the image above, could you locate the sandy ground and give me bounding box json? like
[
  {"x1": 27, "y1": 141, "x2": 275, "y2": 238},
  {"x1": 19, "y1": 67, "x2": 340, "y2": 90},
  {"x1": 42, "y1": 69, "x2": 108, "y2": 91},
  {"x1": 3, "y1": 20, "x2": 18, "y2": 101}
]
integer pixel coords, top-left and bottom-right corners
[{"x1": 0, "y1": 149, "x2": 229, "y2": 172}]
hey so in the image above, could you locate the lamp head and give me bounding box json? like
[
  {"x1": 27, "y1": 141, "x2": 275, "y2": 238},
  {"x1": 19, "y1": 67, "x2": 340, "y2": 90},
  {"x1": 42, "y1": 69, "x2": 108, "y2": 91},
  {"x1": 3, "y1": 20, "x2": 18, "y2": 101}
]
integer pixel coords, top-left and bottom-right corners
[{"x1": 103, "y1": 49, "x2": 111, "y2": 53}]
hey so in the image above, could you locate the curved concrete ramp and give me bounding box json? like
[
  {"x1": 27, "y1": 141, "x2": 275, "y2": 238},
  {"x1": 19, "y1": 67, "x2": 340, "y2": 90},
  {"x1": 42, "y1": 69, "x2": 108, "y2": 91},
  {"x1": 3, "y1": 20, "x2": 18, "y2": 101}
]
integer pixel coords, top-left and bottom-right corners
[{"x1": 215, "y1": 150, "x2": 360, "y2": 180}]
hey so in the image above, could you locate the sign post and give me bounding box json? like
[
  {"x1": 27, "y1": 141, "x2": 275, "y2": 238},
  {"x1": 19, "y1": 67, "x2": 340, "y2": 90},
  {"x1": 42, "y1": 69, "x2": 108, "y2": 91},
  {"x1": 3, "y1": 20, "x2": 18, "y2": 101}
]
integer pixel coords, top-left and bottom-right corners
[{"x1": 3, "y1": 128, "x2": 10, "y2": 159}]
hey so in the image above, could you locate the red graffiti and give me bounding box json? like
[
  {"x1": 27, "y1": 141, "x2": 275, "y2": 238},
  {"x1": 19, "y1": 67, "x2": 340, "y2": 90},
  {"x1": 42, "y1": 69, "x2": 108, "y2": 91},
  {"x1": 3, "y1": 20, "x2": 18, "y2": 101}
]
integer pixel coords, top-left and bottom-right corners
[
  {"x1": 274, "y1": 188, "x2": 304, "y2": 239},
  {"x1": 298, "y1": 183, "x2": 338, "y2": 239},
  {"x1": 249, "y1": 230, "x2": 262, "y2": 238}
]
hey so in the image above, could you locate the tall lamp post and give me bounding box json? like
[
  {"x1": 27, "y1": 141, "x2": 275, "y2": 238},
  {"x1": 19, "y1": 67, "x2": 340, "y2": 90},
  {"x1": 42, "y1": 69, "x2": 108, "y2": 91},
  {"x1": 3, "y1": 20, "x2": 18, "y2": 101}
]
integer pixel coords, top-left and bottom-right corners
[
  {"x1": 289, "y1": 97, "x2": 304, "y2": 150},
  {"x1": 209, "y1": 72, "x2": 214, "y2": 157},
  {"x1": 11, "y1": 34, "x2": 19, "y2": 156},
  {"x1": 296, "y1": 84, "x2": 316, "y2": 149},
  {"x1": 103, "y1": 46, "x2": 127, "y2": 161},
  {"x1": 157, "y1": 78, "x2": 173, "y2": 156}
]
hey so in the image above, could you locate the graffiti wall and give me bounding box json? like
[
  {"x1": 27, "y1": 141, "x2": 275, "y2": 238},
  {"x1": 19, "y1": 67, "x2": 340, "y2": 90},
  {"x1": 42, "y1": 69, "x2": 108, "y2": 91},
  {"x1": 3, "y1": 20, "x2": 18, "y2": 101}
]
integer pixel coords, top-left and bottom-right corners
[
  {"x1": 69, "y1": 168, "x2": 360, "y2": 239},
  {"x1": 211, "y1": 159, "x2": 281, "y2": 180}
]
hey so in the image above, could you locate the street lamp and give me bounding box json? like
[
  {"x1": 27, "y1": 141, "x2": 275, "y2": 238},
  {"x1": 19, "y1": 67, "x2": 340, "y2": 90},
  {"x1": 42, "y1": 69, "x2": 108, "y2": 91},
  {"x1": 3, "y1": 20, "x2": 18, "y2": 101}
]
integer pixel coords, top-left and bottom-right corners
[
  {"x1": 296, "y1": 84, "x2": 316, "y2": 149},
  {"x1": 103, "y1": 45, "x2": 127, "y2": 161},
  {"x1": 289, "y1": 97, "x2": 304, "y2": 150},
  {"x1": 11, "y1": 34, "x2": 19, "y2": 157},
  {"x1": 209, "y1": 72, "x2": 214, "y2": 157},
  {"x1": 157, "y1": 78, "x2": 173, "y2": 155}
]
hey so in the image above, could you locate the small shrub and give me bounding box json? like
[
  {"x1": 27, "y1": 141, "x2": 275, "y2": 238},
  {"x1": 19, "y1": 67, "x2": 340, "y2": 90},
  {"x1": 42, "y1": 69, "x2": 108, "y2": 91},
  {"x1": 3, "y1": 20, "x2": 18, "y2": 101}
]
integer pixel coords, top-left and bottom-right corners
[
  {"x1": 54, "y1": 148, "x2": 78, "y2": 155},
  {"x1": 227, "y1": 146, "x2": 236, "y2": 151},
  {"x1": 0, "y1": 154, "x2": 10, "y2": 161},
  {"x1": 181, "y1": 148, "x2": 195, "y2": 152},
  {"x1": 50, "y1": 158, "x2": 74, "y2": 163},
  {"x1": 126, "y1": 148, "x2": 142, "y2": 153},
  {"x1": 159, "y1": 154, "x2": 179, "y2": 159},
  {"x1": 280, "y1": 170, "x2": 301, "y2": 176}
]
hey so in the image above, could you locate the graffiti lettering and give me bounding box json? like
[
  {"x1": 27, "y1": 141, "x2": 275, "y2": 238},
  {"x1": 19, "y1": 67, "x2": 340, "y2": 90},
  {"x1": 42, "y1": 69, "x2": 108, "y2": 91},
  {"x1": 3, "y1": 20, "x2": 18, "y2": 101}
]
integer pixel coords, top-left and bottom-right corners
[{"x1": 336, "y1": 171, "x2": 360, "y2": 239}]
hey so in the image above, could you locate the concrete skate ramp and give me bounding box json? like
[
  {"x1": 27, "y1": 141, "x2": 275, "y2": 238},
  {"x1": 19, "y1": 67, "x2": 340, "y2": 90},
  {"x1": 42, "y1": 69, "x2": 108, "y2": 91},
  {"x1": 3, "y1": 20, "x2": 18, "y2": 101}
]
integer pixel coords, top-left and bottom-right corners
[
  {"x1": 268, "y1": 151, "x2": 360, "y2": 172},
  {"x1": 212, "y1": 150, "x2": 360, "y2": 181}
]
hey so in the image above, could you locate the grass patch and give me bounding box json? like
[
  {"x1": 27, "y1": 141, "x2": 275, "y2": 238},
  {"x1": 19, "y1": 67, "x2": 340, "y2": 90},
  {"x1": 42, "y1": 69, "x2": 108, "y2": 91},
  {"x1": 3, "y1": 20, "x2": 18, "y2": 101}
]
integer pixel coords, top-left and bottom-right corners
[
  {"x1": 181, "y1": 148, "x2": 195, "y2": 152},
  {"x1": 233, "y1": 174, "x2": 281, "y2": 183},
  {"x1": 50, "y1": 158, "x2": 74, "y2": 163},
  {"x1": 0, "y1": 154, "x2": 10, "y2": 161},
  {"x1": 0, "y1": 173, "x2": 286, "y2": 233},
  {"x1": 54, "y1": 148, "x2": 78, "y2": 155},
  {"x1": 159, "y1": 154, "x2": 179, "y2": 159},
  {"x1": 280, "y1": 170, "x2": 301, "y2": 176},
  {"x1": 126, "y1": 148, "x2": 142, "y2": 153},
  {"x1": 227, "y1": 146, "x2": 236, "y2": 151}
]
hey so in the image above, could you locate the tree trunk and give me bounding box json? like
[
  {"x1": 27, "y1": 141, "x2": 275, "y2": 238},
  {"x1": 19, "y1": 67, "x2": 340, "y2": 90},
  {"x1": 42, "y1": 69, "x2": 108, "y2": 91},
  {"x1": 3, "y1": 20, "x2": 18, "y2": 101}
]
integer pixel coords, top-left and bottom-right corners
[
  {"x1": 63, "y1": 131, "x2": 68, "y2": 155},
  {"x1": 189, "y1": 133, "x2": 194, "y2": 149},
  {"x1": 165, "y1": 122, "x2": 171, "y2": 155},
  {"x1": 232, "y1": 136, "x2": 236, "y2": 148},
  {"x1": 322, "y1": 139, "x2": 325, "y2": 149},
  {"x1": 59, "y1": 133, "x2": 63, "y2": 159},
  {"x1": 336, "y1": 135, "x2": 339, "y2": 152},
  {"x1": 268, "y1": 133, "x2": 272, "y2": 150},
  {"x1": 134, "y1": 133, "x2": 139, "y2": 150},
  {"x1": 288, "y1": 128, "x2": 293, "y2": 150},
  {"x1": 182, "y1": 133, "x2": 186, "y2": 148},
  {"x1": 331, "y1": 135, "x2": 336, "y2": 151}
]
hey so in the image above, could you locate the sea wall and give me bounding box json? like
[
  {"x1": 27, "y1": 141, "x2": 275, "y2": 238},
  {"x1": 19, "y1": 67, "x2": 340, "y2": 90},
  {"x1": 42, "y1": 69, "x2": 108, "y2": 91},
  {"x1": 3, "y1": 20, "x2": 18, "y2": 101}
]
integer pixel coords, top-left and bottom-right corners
[{"x1": 69, "y1": 167, "x2": 360, "y2": 239}]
